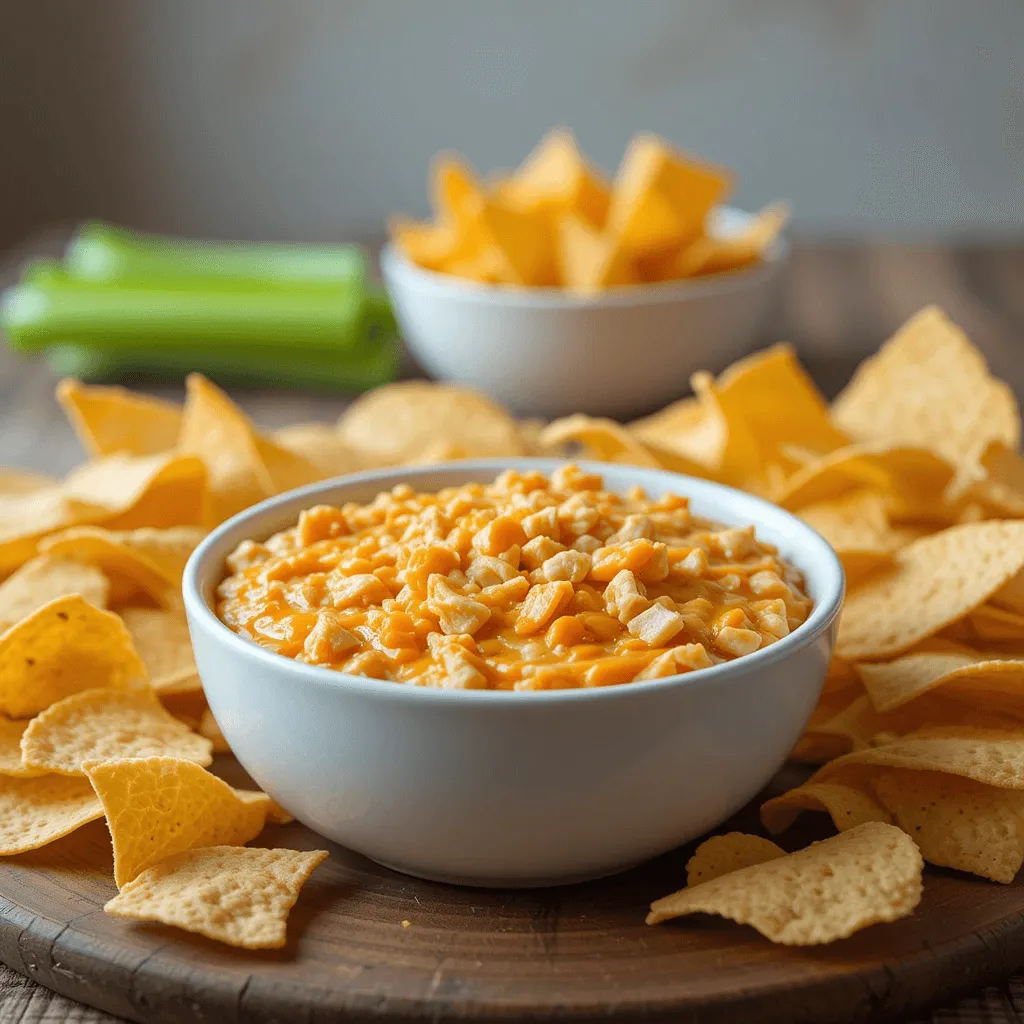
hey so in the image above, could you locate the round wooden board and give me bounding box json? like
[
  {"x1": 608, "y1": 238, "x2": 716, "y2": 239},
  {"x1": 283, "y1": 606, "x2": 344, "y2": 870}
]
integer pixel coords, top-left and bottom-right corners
[{"x1": 2, "y1": 762, "x2": 1024, "y2": 1024}]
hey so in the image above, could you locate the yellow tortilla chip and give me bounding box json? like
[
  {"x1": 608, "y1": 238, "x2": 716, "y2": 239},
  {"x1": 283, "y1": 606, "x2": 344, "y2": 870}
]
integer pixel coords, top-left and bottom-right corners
[
  {"x1": 198, "y1": 707, "x2": 231, "y2": 754},
  {"x1": 0, "y1": 595, "x2": 146, "y2": 718},
  {"x1": 556, "y1": 214, "x2": 637, "y2": 292},
  {"x1": 761, "y1": 779, "x2": 892, "y2": 834},
  {"x1": 22, "y1": 687, "x2": 212, "y2": 776},
  {"x1": 120, "y1": 606, "x2": 201, "y2": 695},
  {"x1": 647, "y1": 822, "x2": 922, "y2": 945},
  {"x1": 671, "y1": 202, "x2": 790, "y2": 278},
  {"x1": 540, "y1": 415, "x2": 663, "y2": 467},
  {"x1": 967, "y1": 603, "x2": 1024, "y2": 641},
  {"x1": 40, "y1": 527, "x2": 175, "y2": 607},
  {"x1": 389, "y1": 216, "x2": 462, "y2": 271},
  {"x1": 608, "y1": 135, "x2": 732, "y2": 256},
  {"x1": 478, "y1": 196, "x2": 557, "y2": 287},
  {"x1": 57, "y1": 379, "x2": 183, "y2": 458},
  {"x1": 993, "y1": 571, "x2": 1024, "y2": 617},
  {"x1": 0, "y1": 774, "x2": 103, "y2": 853},
  {"x1": 104, "y1": 846, "x2": 328, "y2": 949},
  {"x1": 234, "y1": 788, "x2": 295, "y2": 825},
  {"x1": 836, "y1": 521, "x2": 1024, "y2": 661},
  {"x1": 818, "y1": 727, "x2": 1024, "y2": 790},
  {"x1": 832, "y1": 307, "x2": 1021, "y2": 467},
  {"x1": 857, "y1": 652, "x2": 1024, "y2": 713},
  {"x1": 86, "y1": 755, "x2": 270, "y2": 888},
  {"x1": 337, "y1": 382, "x2": 524, "y2": 466},
  {"x1": 773, "y1": 444, "x2": 955, "y2": 514},
  {"x1": 253, "y1": 435, "x2": 324, "y2": 496},
  {"x1": 0, "y1": 488, "x2": 107, "y2": 580},
  {"x1": 689, "y1": 371, "x2": 767, "y2": 492},
  {"x1": 798, "y1": 491, "x2": 900, "y2": 582},
  {"x1": 273, "y1": 423, "x2": 363, "y2": 479},
  {"x1": 0, "y1": 717, "x2": 43, "y2": 777},
  {"x1": 685, "y1": 833, "x2": 784, "y2": 887},
  {"x1": 0, "y1": 468, "x2": 57, "y2": 495},
  {"x1": 872, "y1": 770, "x2": 1024, "y2": 883},
  {"x1": 0, "y1": 555, "x2": 110, "y2": 629},
  {"x1": 500, "y1": 128, "x2": 611, "y2": 229},
  {"x1": 177, "y1": 375, "x2": 273, "y2": 525}
]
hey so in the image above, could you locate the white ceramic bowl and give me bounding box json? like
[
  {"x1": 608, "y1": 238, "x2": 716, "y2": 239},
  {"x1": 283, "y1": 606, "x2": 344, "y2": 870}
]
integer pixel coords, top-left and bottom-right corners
[
  {"x1": 183, "y1": 460, "x2": 842, "y2": 888},
  {"x1": 381, "y1": 207, "x2": 787, "y2": 419}
]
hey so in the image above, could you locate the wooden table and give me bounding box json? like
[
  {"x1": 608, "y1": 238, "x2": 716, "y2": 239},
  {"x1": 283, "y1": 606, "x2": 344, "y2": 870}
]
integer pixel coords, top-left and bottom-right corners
[{"x1": 0, "y1": 236, "x2": 1022, "y2": 1023}]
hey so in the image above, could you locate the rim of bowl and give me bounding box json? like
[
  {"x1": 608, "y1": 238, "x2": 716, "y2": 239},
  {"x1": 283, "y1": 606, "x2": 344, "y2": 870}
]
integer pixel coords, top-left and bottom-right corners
[
  {"x1": 380, "y1": 205, "x2": 789, "y2": 310},
  {"x1": 183, "y1": 459, "x2": 844, "y2": 707}
]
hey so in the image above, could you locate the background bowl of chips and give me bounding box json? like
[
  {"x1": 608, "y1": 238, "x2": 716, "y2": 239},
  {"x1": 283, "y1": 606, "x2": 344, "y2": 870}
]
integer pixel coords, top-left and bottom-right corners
[
  {"x1": 382, "y1": 207, "x2": 787, "y2": 420},
  {"x1": 184, "y1": 459, "x2": 842, "y2": 887}
]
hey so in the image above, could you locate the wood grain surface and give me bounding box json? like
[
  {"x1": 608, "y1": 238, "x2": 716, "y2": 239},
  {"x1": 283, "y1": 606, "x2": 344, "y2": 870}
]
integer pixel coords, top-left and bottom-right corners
[{"x1": 0, "y1": 234, "x2": 1023, "y2": 1023}]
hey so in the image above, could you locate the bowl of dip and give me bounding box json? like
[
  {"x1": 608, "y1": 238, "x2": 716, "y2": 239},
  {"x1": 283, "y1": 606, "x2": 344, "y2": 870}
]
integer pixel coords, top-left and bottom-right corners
[{"x1": 183, "y1": 460, "x2": 843, "y2": 887}]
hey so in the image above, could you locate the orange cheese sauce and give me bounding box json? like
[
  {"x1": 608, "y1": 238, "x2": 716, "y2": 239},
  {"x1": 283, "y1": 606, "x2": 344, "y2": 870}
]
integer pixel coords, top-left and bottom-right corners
[{"x1": 217, "y1": 466, "x2": 812, "y2": 690}]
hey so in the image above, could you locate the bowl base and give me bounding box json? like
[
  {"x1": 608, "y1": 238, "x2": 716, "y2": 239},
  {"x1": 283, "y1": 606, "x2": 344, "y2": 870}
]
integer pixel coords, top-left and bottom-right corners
[{"x1": 369, "y1": 854, "x2": 648, "y2": 890}]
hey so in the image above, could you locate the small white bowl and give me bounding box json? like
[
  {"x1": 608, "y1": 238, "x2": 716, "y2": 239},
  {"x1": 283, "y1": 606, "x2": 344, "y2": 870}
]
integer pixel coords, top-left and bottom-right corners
[
  {"x1": 183, "y1": 460, "x2": 842, "y2": 888},
  {"x1": 381, "y1": 207, "x2": 787, "y2": 419}
]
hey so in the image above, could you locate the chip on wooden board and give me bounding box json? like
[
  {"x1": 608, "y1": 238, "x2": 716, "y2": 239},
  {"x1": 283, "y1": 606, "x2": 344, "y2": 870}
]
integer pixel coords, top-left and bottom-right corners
[
  {"x1": 857, "y1": 652, "x2": 1024, "y2": 713},
  {"x1": 836, "y1": 521, "x2": 1024, "y2": 661},
  {"x1": 0, "y1": 595, "x2": 146, "y2": 718},
  {"x1": 104, "y1": 845, "x2": 328, "y2": 949},
  {"x1": 21, "y1": 688, "x2": 213, "y2": 776},
  {"x1": 57, "y1": 379, "x2": 183, "y2": 458},
  {"x1": 337, "y1": 381, "x2": 525, "y2": 466},
  {"x1": 120, "y1": 606, "x2": 202, "y2": 695},
  {"x1": 40, "y1": 526, "x2": 176, "y2": 607},
  {"x1": 832, "y1": 307, "x2": 1021, "y2": 468},
  {"x1": 0, "y1": 554, "x2": 110, "y2": 630},
  {"x1": 235, "y1": 788, "x2": 295, "y2": 825},
  {"x1": 872, "y1": 770, "x2": 1024, "y2": 884},
  {"x1": 198, "y1": 706, "x2": 231, "y2": 754},
  {"x1": 685, "y1": 832, "x2": 785, "y2": 887},
  {"x1": 0, "y1": 773, "x2": 103, "y2": 854},
  {"x1": 0, "y1": 717, "x2": 43, "y2": 777},
  {"x1": 86, "y1": 755, "x2": 270, "y2": 887},
  {"x1": 761, "y1": 779, "x2": 892, "y2": 835},
  {"x1": 647, "y1": 822, "x2": 923, "y2": 945}
]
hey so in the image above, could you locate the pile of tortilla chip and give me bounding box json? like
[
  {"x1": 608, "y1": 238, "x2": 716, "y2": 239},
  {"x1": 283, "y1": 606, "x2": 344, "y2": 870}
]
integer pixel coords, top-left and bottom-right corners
[
  {"x1": 390, "y1": 128, "x2": 788, "y2": 292},
  {"x1": 3, "y1": 301, "x2": 1023, "y2": 949}
]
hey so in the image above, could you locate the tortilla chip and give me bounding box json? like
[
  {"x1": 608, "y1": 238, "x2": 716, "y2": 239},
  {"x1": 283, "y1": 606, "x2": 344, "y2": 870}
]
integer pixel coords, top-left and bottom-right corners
[
  {"x1": 872, "y1": 769, "x2": 1024, "y2": 883},
  {"x1": 608, "y1": 135, "x2": 731, "y2": 256},
  {"x1": 0, "y1": 774, "x2": 103, "y2": 854},
  {"x1": 647, "y1": 822, "x2": 922, "y2": 945},
  {"x1": 689, "y1": 371, "x2": 767, "y2": 492},
  {"x1": 798, "y1": 491, "x2": 901, "y2": 581},
  {"x1": 774, "y1": 444, "x2": 955, "y2": 514},
  {"x1": 234, "y1": 788, "x2": 295, "y2": 825},
  {"x1": 86, "y1": 755, "x2": 269, "y2": 887},
  {"x1": 40, "y1": 527, "x2": 176, "y2": 607},
  {"x1": 0, "y1": 595, "x2": 146, "y2": 718},
  {"x1": 197, "y1": 707, "x2": 231, "y2": 754},
  {"x1": 57, "y1": 379, "x2": 183, "y2": 458},
  {"x1": 857, "y1": 652, "x2": 1024, "y2": 713},
  {"x1": 64, "y1": 452, "x2": 207, "y2": 531},
  {"x1": 540, "y1": 415, "x2": 662, "y2": 467},
  {"x1": 109, "y1": 526, "x2": 205, "y2": 586},
  {"x1": 0, "y1": 555, "x2": 109, "y2": 629},
  {"x1": 967, "y1": 603, "x2": 1024, "y2": 641},
  {"x1": 685, "y1": 833, "x2": 785, "y2": 887},
  {"x1": 0, "y1": 488, "x2": 107, "y2": 579},
  {"x1": 500, "y1": 128, "x2": 611, "y2": 229},
  {"x1": 993, "y1": 571, "x2": 1024, "y2": 617},
  {"x1": 120, "y1": 606, "x2": 201, "y2": 695},
  {"x1": 556, "y1": 214, "x2": 637, "y2": 291},
  {"x1": 832, "y1": 307, "x2": 1021, "y2": 467},
  {"x1": 761, "y1": 779, "x2": 892, "y2": 834},
  {"x1": 104, "y1": 846, "x2": 328, "y2": 949},
  {"x1": 835, "y1": 521, "x2": 1024, "y2": 660},
  {"x1": 0, "y1": 468, "x2": 57, "y2": 495},
  {"x1": 0, "y1": 717, "x2": 43, "y2": 777},
  {"x1": 714, "y1": 343, "x2": 849, "y2": 459},
  {"x1": 818, "y1": 728, "x2": 1024, "y2": 790},
  {"x1": 22, "y1": 687, "x2": 212, "y2": 776},
  {"x1": 272, "y1": 423, "x2": 363, "y2": 479},
  {"x1": 671, "y1": 202, "x2": 790, "y2": 278},
  {"x1": 177, "y1": 374, "x2": 273, "y2": 525},
  {"x1": 337, "y1": 382, "x2": 524, "y2": 466}
]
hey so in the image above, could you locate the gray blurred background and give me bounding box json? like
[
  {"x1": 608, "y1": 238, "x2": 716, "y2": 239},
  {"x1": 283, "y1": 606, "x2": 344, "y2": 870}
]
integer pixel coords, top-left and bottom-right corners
[{"x1": 2, "y1": 0, "x2": 1022, "y2": 250}]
